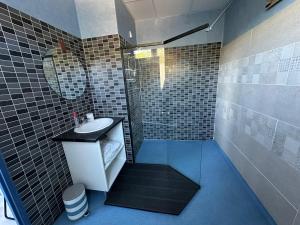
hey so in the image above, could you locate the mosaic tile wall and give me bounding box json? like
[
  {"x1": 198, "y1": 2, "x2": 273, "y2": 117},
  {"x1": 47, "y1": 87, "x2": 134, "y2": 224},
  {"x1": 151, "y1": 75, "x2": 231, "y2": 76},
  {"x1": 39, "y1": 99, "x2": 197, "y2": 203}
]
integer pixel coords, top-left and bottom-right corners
[
  {"x1": 0, "y1": 2, "x2": 93, "y2": 225},
  {"x1": 122, "y1": 48, "x2": 143, "y2": 158},
  {"x1": 215, "y1": 39, "x2": 300, "y2": 225},
  {"x1": 137, "y1": 43, "x2": 221, "y2": 140},
  {"x1": 82, "y1": 35, "x2": 134, "y2": 162}
]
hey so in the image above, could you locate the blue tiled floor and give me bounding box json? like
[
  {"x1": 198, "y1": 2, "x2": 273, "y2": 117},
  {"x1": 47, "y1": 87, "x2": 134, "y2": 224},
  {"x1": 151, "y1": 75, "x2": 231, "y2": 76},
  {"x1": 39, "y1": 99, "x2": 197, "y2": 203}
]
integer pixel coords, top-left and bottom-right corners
[{"x1": 54, "y1": 140, "x2": 276, "y2": 225}]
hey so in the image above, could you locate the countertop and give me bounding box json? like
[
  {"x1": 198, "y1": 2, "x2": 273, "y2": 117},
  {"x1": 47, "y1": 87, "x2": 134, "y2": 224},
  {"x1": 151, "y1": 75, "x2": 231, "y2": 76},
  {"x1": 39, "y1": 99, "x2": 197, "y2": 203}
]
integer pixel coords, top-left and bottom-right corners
[{"x1": 52, "y1": 117, "x2": 124, "y2": 142}]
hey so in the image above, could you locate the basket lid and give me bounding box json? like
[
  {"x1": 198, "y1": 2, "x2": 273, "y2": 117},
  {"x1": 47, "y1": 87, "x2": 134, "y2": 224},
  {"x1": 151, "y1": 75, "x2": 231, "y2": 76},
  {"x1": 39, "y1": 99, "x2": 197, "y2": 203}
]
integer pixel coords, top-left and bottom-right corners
[{"x1": 63, "y1": 184, "x2": 85, "y2": 203}]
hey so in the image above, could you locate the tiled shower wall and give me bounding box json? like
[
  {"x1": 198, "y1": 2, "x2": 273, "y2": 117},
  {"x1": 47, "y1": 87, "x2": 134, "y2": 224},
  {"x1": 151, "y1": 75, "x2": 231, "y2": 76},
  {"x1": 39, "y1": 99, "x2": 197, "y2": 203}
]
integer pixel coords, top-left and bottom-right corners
[
  {"x1": 82, "y1": 35, "x2": 134, "y2": 162},
  {"x1": 215, "y1": 1, "x2": 300, "y2": 225},
  {"x1": 138, "y1": 43, "x2": 221, "y2": 140},
  {"x1": 0, "y1": 3, "x2": 93, "y2": 225}
]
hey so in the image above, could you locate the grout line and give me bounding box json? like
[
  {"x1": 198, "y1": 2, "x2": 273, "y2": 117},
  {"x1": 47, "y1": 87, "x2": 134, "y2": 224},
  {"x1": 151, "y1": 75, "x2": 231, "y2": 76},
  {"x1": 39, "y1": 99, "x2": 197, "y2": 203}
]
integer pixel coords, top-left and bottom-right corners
[
  {"x1": 218, "y1": 82, "x2": 300, "y2": 87},
  {"x1": 151, "y1": 0, "x2": 158, "y2": 18},
  {"x1": 199, "y1": 141, "x2": 203, "y2": 184},
  {"x1": 216, "y1": 100, "x2": 300, "y2": 173},
  {"x1": 217, "y1": 97, "x2": 300, "y2": 130},
  {"x1": 249, "y1": 29, "x2": 254, "y2": 54},
  {"x1": 271, "y1": 119, "x2": 279, "y2": 146},
  {"x1": 221, "y1": 40, "x2": 300, "y2": 67},
  {"x1": 219, "y1": 132, "x2": 298, "y2": 211},
  {"x1": 292, "y1": 208, "x2": 299, "y2": 225},
  {"x1": 143, "y1": 121, "x2": 176, "y2": 127}
]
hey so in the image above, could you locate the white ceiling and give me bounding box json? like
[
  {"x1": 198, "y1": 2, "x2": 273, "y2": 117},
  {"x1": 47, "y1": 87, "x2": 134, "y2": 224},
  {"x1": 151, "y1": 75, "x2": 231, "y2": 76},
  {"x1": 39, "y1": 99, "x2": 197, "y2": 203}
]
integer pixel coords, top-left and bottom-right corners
[{"x1": 122, "y1": 0, "x2": 229, "y2": 20}]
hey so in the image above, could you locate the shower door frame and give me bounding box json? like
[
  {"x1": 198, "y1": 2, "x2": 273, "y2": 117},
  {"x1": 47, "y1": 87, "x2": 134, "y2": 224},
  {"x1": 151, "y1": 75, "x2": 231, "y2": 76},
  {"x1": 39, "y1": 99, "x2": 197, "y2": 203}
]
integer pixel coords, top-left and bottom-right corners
[{"x1": 121, "y1": 48, "x2": 137, "y2": 163}]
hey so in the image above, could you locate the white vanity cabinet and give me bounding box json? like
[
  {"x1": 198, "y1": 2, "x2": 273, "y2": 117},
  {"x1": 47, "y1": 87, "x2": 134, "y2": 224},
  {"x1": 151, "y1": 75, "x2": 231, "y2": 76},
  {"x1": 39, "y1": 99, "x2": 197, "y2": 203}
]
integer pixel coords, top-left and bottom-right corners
[{"x1": 61, "y1": 122, "x2": 126, "y2": 192}]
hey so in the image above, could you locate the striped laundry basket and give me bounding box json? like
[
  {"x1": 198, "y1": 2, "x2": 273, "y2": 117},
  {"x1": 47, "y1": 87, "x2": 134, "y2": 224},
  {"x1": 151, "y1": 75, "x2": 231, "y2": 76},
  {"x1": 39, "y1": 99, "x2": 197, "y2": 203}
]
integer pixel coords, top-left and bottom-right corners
[{"x1": 63, "y1": 184, "x2": 89, "y2": 221}]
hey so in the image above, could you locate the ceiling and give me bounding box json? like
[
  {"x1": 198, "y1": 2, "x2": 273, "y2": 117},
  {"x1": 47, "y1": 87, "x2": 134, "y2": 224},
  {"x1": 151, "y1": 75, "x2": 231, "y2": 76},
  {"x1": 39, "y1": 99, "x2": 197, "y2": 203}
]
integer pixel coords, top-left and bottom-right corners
[{"x1": 122, "y1": 0, "x2": 229, "y2": 20}]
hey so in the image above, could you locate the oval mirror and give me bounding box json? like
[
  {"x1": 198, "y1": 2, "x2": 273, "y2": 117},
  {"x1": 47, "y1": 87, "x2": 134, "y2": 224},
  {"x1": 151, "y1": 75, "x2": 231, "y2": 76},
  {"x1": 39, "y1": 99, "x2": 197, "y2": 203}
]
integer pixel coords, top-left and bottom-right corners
[{"x1": 42, "y1": 47, "x2": 87, "y2": 99}]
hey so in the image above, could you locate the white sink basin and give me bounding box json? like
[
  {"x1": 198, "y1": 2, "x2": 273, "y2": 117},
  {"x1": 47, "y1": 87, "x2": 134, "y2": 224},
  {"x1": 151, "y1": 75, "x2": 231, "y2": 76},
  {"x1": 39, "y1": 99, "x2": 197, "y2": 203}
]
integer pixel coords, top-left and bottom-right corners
[{"x1": 74, "y1": 118, "x2": 114, "y2": 133}]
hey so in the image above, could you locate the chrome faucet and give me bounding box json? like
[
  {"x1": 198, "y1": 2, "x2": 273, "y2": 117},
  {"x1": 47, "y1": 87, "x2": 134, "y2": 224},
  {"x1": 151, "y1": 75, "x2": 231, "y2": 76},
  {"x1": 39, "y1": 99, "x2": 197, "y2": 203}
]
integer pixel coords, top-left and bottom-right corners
[{"x1": 79, "y1": 116, "x2": 87, "y2": 126}]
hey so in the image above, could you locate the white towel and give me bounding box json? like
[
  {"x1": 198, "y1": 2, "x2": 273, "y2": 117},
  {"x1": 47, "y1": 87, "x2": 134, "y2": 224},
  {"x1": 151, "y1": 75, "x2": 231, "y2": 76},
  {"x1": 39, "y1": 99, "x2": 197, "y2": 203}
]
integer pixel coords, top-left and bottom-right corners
[{"x1": 100, "y1": 139, "x2": 122, "y2": 167}]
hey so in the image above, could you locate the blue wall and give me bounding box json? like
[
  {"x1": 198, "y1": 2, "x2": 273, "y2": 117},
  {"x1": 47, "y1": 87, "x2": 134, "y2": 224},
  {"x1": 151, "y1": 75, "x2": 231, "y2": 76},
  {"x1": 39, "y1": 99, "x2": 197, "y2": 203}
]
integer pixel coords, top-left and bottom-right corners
[
  {"x1": 75, "y1": 0, "x2": 119, "y2": 39},
  {"x1": 2, "y1": 0, "x2": 136, "y2": 40},
  {"x1": 75, "y1": 0, "x2": 137, "y2": 41},
  {"x1": 115, "y1": 0, "x2": 137, "y2": 44},
  {"x1": 135, "y1": 10, "x2": 224, "y2": 47},
  {"x1": 223, "y1": 0, "x2": 294, "y2": 44},
  {"x1": 1, "y1": 0, "x2": 81, "y2": 37}
]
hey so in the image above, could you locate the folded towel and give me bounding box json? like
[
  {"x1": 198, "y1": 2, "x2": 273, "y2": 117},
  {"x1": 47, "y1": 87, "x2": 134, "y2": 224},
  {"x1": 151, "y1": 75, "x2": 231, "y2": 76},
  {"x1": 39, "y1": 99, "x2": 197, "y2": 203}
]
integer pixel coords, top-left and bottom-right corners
[{"x1": 100, "y1": 139, "x2": 122, "y2": 167}]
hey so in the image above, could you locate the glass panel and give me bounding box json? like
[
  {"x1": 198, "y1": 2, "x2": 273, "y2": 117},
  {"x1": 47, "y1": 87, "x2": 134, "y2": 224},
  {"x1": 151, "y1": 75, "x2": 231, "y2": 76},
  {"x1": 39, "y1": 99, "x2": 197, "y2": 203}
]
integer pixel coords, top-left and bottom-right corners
[
  {"x1": 122, "y1": 49, "x2": 144, "y2": 159},
  {"x1": 123, "y1": 46, "x2": 173, "y2": 160}
]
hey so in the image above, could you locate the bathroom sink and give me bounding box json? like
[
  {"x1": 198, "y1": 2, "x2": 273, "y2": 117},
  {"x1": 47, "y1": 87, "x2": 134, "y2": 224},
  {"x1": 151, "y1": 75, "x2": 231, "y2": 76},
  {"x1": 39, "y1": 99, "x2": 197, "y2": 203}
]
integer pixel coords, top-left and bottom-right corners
[{"x1": 74, "y1": 118, "x2": 114, "y2": 133}]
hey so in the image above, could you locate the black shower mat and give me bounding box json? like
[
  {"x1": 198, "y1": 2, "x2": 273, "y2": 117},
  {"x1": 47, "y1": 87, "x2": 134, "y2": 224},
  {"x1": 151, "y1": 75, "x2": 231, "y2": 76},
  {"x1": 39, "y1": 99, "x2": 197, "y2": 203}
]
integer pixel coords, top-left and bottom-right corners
[{"x1": 104, "y1": 163, "x2": 200, "y2": 215}]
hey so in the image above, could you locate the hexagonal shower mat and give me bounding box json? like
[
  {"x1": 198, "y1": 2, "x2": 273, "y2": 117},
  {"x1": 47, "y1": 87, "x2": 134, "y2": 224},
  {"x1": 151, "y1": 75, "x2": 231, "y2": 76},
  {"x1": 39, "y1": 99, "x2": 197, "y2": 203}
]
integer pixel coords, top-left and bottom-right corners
[{"x1": 105, "y1": 163, "x2": 200, "y2": 215}]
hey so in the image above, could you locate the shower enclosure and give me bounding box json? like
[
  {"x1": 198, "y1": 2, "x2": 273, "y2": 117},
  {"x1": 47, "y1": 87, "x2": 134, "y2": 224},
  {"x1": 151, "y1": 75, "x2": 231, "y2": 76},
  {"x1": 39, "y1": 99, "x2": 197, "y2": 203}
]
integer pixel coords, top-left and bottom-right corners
[
  {"x1": 122, "y1": 49, "x2": 144, "y2": 159},
  {"x1": 122, "y1": 43, "x2": 221, "y2": 161}
]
